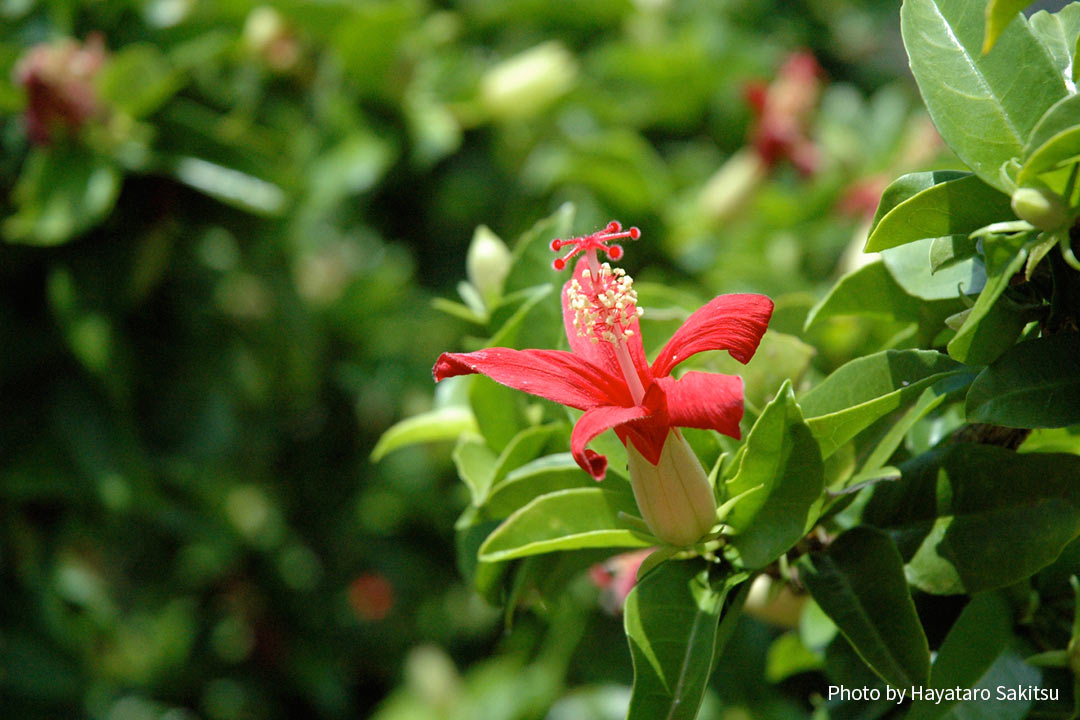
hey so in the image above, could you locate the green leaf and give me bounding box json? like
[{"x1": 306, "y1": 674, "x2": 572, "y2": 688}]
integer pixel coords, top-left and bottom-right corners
[
  {"x1": 966, "y1": 333, "x2": 1080, "y2": 427},
  {"x1": 929, "y1": 235, "x2": 979, "y2": 273},
  {"x1": 478, "y1": 487, "x2": 650, "y2": 562},
  {"x1": 504, "y1": 203, "x2": 575, "y2": 293},
  {"x1": 907, "y1": 593, "x2": 1013, "y2": 720},
  {"x1": 1029, "y1": 5, "x2": 1080, "y2": 86},
  {"x1": 946, "y1": 232, "x2": 1031, "y2": 365},
  {"x1": 4, "y1": 147, "x2": 121, "y2": 246},
  {"x1": 1018, "y1": 93, "x2": 1080, "y2": 185},
  {"x1": 850, "y1": 372, "x2": 974, "y2": 486},
  {"x1": 882, "y1": 238, "x2": 986, "y2": 300},
  {"x1": 370, "y1": 406, "x2": 477, "y2": 461},
  {"x1": 797, "y1": 527, "x2": 930, "y2": 688},
  {"x1": 983, "y1": 0, "x2": 1034, "y2": 54},
  {"x1": 97, "y1": 43, "x2": 181, "y2": 119},
  {"x1": 453, "y1": 437, "x2": 497, "y2": 507},
  {"x1": 625, "y1": 563, "x2": 745, "y2": 720},
  {"x1": 725, "y1": 380, "x2": 824, "y2": 569},
  {"x1": 804, "y1": 260, "x2": 962, "y2": 341},
  {"x1": 490, "y1": 423, "x2": 561, "y2": 485},
  {"x1": 469, "y1": 376, "x2": 524, "y2": 453},
  {"x1": 169, "y1": 156, "x2": 286, "y2": 216},
  {"x1": 765, "y1": 632, "x2": 823, "y2": 683},
  {"x1": 799, "y1": 349, "x2": 964, "y2": 460},
  {"x1": 865, "y1": 172, "x2": 1012, "y2": 252},
  {"x1": 485, "y1": 453, "x2": 593, "y2": 518},
  {"x1": 863, "y1": 443, "x2": 1080, "y2": 594},
  {"x1": 902, "y1": 0, "x2": 1067, "y2": 192}
]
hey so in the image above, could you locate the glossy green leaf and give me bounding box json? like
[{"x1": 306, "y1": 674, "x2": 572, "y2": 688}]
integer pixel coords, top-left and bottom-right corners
[
  {"x1": 946, "y1": 232, "x2": 1031, "y2": 365},
  {"x1": 1018, "y1": 93, "x2": 1080, "y2": 185},
  {"x1": 490, "y1": 423, "x2": 561, "y2": 485},
  {"x1": 799, "y1": 349, "x2": 964, "y2": 460},
  {"x1": 469, "y1": 375, "x2": 525, "y2": 453},
  {"x1": 929, "y1": 235, "x2": 979, "y2": 273},
  {"x1": 485, "y1": 453, "x2": 592, "y2": 517},
  {"x1": 850, "y1": 373, "x2": 974, "y2": 486},
  {"x1": 453, "y1": 438, "x2": 497, "y2": 506},
  {"x1": 625, "y1": 563, "x2": 745, "y2": 720},
  {"x1": 902, "y1": 0, "x2": 1067, "y2": 192},
  {"x1": 983, "y1": 0, "x2": 1034, "y2": 54},
  {"x1": 882, "y1": 238, "x2": 986, "y2": 300},
  {"x1": 798, "y1": 527, "x2": 930, "y2": 688},
  {"x1": 865, "y1": 172, "x2": 1012, "y2": 252},
  {"x1": 4, "y1": 147, "x2": 121, "y2": 246},
  {"x1": 478, "y1": 487, "x2": 650, "y2": 562},
  {"x1": 907, "y1": 593, "x2": 1013, "y2": 720},
  {"x1": 1029, "y1": 5, "x2": 1080, "y2": 86},
  {"x1": 863, "y1": 443, "x2": 1080, "y2": 594},
  {"x1": 804, "y1": 260, "x2": 961, "y2": 340},
  {"x1": 370, "y1": 406, "x2": 477, "y2": 461},
  {"x1": 966, "y1": 333, "x2": 1080, "y2": 427},
  {"x1": 725, "y1": 380, "x2": 824, "y2": 569}
]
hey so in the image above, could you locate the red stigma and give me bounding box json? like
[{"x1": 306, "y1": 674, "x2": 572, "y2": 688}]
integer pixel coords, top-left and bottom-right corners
[{"x1": 550, "y1": 221, "x2": 641, "y2": 270}]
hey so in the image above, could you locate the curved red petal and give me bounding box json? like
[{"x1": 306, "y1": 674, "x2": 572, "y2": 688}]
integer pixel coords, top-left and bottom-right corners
[
  {"x1": 654, "y1": 372, "x2": 744, "y2": 439},
  {"x1": 562, "y1": 258, "x2": 650, "y2": 386},
  {"x1": 571, "y1": 404, "x2": 652, "y2": 481},
  {"x1": 433, "y1": 348, "x2": 629, "y2": 410},
  {"x1": 650, "y1": 294, "x2": 773, "y2": 378}
]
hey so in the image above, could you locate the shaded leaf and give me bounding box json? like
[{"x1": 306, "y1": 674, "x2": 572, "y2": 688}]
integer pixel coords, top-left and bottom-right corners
[
  {"x1": 907, "y1": 593, "x2": 1013, "y2": 720},
  {"x1": 726, "y1": 380, "x2": 824, "y2": 569},
  {"x1": 946, "y1": 232, "x2": 1031, "y2": 365},
  {"x1": 798, "y1": 527, "x2": 930, "y2": 688},
  {"x1": 625, "y1": 563, "x2": 746, "y2": 720},
  {"x1": 966, "y1": 332, "x2": 1080, "y2": 427},
  {"x1": 863, "y1": 444, "x2": 1080, "y2": 594}
]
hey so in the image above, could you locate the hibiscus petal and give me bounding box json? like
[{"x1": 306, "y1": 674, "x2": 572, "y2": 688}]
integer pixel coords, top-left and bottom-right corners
[
  {"x1": 571, "y1": 404, "x2": 652, "y2": 481},
  {"x1": 562, "y1": 258, "x2": 650, "y2": 387},
  {"x1": 650, "y1": 294, "x2": 773, "y2": 377},
  {"x1": 654, "y1": 372, "x2": 744, "y2": 439},
  {"x1": 433, "y1": 348, "x2": 630, "y2": 410}
]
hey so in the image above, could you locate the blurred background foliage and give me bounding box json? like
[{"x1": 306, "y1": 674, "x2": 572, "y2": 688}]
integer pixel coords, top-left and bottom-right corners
[{"x1": 0, "y1": 0, "x2": 971, "y2": 718}]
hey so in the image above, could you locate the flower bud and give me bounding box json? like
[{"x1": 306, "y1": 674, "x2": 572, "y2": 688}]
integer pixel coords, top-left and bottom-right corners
[
  {"x1": 479, "y1": 42, "x2": 576, "y2": 121},
  {"x1": 1011, "y1": 186, "x2": 1069, "y2": 231},
  {"x1": 466, "y1": 225, "x2": 512, "y2": 304},
  {"x1": 626, "y1": 430, "x2": 717, "y2": 547}
]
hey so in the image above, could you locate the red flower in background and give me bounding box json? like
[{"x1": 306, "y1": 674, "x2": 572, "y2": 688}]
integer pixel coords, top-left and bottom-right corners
[
  {"x1": 744, "y1": 51, "x2": 823, "y2": 176},
  {"x1": 434, "y1": 223, "x2": 772, "y2": 546},
  {"x1": 15, "y1": 34, "x2": 106, "y2": 145}
]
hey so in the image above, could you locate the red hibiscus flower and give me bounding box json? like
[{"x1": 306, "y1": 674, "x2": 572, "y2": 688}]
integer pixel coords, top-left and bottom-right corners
[{"x1": 433, "y1": 222, "x2": 773, "y2": 545}]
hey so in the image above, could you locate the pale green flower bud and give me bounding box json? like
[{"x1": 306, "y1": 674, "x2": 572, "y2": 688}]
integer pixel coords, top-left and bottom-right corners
[
  {"x1": 466, "y1": 225, "x2": 512, "y2": 304},
  {"x1": 1011, "y1": 185, "x2": 1069, "y2": 231},
  {"x1": 480, "y1": 42, "x2": 576, "y2": 121},
  {"x1": 626, "y1": 430, "x2": 718, "y2": 547}
]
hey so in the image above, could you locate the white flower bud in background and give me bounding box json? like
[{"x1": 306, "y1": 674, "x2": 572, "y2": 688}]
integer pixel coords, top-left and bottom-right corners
[
  {"x1": 466, "y1": 225, "x2": 512, "y2": 305},
  {"x1": 480, "y1": 42, "x2": 577, "y2": 121}
]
